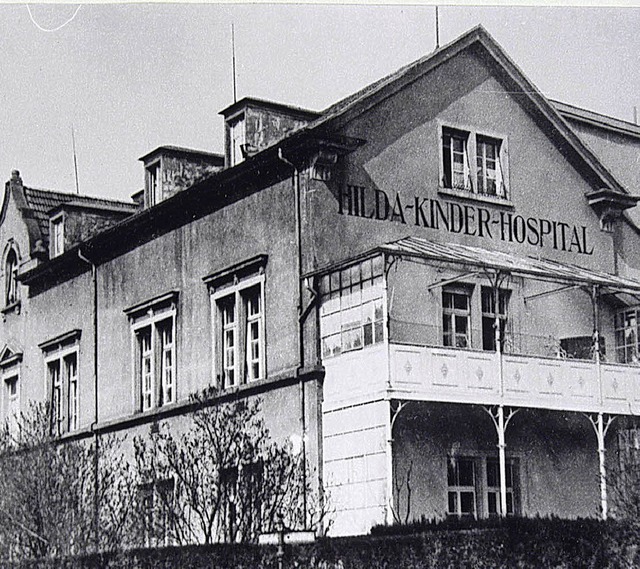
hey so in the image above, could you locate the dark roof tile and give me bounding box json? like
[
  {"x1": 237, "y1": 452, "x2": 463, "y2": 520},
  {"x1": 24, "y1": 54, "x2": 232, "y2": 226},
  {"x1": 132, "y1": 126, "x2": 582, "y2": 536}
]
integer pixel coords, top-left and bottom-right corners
[{"x1": 22, "y1": 187, "x2": 136, "y2": 242}]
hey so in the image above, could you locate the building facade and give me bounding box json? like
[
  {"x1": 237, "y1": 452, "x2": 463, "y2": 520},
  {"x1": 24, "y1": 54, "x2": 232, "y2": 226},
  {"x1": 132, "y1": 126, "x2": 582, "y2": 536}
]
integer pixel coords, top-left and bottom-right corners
[{"x1": 3, "y1": 26, "x2": 640, "y2": 539}]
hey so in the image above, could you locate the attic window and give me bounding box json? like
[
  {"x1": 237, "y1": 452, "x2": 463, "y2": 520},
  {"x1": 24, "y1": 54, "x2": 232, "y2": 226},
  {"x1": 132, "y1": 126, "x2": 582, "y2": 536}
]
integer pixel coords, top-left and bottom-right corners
[
  {"x1": 146, "y1": 162, "x2": 162, "y2": 207},
  {"x1": 440, "y1": 125, "x2": 509, "y2": 201},
  {"x1": 442, "y1": 128, "x2": 471, "y2": 191},
  {"x1": 229, "y1": 114, "x2": 245, "y2": 167},
  {"x1": 50, "y1": 215, "x2": 64, "y2": 258}
]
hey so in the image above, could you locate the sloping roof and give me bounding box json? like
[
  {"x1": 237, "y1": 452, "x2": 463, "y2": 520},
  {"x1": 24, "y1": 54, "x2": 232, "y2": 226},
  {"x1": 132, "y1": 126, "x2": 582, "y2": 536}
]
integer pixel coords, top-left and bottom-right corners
[
  {"x1": 301, "y1": 25, "x2": 628, "y2": 196},
  {"x1": 379, "y1": 236, "x2": 640, "y2": 293},
  {"x1": 22, "y1": 187, "x2": 137, "y2": 242},
  {"x1": 552, "y1": 100, "x2": 640, "y2": 140}
]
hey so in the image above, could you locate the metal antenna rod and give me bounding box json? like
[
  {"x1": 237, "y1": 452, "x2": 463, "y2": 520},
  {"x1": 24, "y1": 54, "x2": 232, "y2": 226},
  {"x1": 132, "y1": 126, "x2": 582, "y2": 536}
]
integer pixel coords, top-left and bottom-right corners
[
  {"x1": 231, "y1": 23, "x2": 237, "y2": 103},
  {"x1": 435, "y1": 6, "x2": 440, "y2": 49},
  {"x1": 71, "y1": 124, "x2": 80, "y2": 195}
]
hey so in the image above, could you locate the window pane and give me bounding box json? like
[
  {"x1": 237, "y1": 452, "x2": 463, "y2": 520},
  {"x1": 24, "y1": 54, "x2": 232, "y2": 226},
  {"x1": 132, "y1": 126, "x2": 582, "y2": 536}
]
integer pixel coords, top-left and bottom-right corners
[
  {"x1": 460, "y1": 492, "x2": 475, "y2": 514},
  {"x1": 448, "y1": 492, "x2": 457, "y2": 514},
  {"x1": 487, "y1": 461, "x2": 498, "y2": 487},
  {"x1": 458, "y1": 460, "x2": 474, "y2": 486},
  {"x1": 453, "y1": 293, "x2": 468, "y2": 311},
  {"x1": 488, "y1": 492, "x2": 498, "y2": 514}
]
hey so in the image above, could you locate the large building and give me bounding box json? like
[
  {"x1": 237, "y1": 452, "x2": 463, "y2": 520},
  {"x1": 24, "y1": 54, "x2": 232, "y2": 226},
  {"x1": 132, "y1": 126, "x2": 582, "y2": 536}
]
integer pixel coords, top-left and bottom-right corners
[{"x1": 3, "y1": 26, "x2": 640, "y2": 538}]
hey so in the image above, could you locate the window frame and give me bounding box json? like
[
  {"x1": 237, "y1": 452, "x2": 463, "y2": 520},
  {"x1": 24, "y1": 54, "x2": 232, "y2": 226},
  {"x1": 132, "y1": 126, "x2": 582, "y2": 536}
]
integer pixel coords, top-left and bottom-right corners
[
  {"x1": 615, "y1": 307, "x2": 640, "y2": 364},
  {"x1": 442, "y1": 286, "x2": 473, "y2": 349},
  {"x1": 145, "y1": 159, "x2": 162, "y2": 207},
  {"x1": 446, "y1": 454, "x2": 521, "y2": 519},
  {"x1": 211, "y1": 274, "x2": 266, "y2": 388},
  {"x1": 125, "y1": 292, "x2": 179, "y2": 413},
  {"x1": 438, "y1": 122, "x2": 510, "y2": 203},
  {"x1": 447, "y1": 456, "x2": 477, "y2": 517},
  {"x1": 228, "y1": 113, "x2": 246, "y2": 167},
  {"x1": 319, "y1": 255, "x2": 386, "y2": 359},
  {"x1": 40, "y1": 332, "x2": 80, "y2": 436},
  {"x1": 50, "y1": 214, "x2": 65, "y2": 258},
  {"x1": 481, "y1": 287, "x2": 511, "y2": 352},
  {"x1": 139, "y1": 477, "x2": 175, "y2": 547},
  {"x1": 4, "y1": 247, "x2": 19, "y2": 308}
]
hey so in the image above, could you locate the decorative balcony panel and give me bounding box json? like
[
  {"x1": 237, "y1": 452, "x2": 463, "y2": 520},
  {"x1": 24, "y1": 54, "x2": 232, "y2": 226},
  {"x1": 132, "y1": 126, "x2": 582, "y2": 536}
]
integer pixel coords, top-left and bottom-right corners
[
  {"x1": 502, "y1": 355, "x2": 599, "y2": 412},
  {"x1": 391, "y1": 345, "x2": 499, "y2": 406},
  {"x1": 389, "y1": 344, "x2": 640, "y2": 415},
  {"x1": 601, "y1": 364, "x2": 640, "y2": 414}
]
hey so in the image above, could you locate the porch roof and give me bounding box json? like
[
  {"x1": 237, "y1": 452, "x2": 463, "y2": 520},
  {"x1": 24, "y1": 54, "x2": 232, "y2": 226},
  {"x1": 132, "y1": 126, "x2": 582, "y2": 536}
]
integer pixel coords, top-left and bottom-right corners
[{"x1": 379, "y1": 236, "x2": 640, "y2": 293}]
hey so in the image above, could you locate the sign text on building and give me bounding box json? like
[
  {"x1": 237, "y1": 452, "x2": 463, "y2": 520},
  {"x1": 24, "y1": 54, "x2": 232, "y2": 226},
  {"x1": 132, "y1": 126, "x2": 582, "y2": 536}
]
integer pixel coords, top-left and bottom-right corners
[{"x1": 338, "y1": 185, "x2": 593, "y2": 255}]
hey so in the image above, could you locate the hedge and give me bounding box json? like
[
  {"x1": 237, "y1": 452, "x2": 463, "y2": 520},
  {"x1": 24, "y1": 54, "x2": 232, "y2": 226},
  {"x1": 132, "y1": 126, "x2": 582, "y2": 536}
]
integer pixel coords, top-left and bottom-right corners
[{"x1": 2, "y1": 517, "x2": 640, "y2": 569}]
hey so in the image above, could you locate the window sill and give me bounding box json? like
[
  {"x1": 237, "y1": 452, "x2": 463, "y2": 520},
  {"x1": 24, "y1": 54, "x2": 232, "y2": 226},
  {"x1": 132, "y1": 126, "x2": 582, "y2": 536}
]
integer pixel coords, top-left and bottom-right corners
[
  {"x1": 438, "y1": 187, "x2": 514, "y2": 208},
  {"x1": 1, "y1": 301, "x2": 21, "y2": 317}
]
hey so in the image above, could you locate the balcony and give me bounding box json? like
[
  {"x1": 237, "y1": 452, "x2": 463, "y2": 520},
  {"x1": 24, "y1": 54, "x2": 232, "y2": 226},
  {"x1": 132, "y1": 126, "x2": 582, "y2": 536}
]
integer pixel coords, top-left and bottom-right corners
[{"x1": 388, "y1": 325, "x2": 640, "y2": 415}]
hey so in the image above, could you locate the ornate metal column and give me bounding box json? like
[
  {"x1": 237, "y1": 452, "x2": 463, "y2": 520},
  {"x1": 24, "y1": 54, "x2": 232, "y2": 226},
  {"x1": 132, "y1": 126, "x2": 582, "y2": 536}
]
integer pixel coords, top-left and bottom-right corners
[{"x1": 484, "y1": 405, "x2": 519, "y2": 516}]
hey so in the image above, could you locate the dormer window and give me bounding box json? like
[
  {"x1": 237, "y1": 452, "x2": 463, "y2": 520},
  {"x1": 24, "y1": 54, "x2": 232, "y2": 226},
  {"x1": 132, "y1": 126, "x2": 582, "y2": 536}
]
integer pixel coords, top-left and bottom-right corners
[
  {"x1": 229, "y1": 114, "x2": 246, "y2": 167},
  {"x1": 5, "y1": 248, "x2": 19, "y2": 307},
  {"x1": 146, "y1": 161, "x2": 162, "y2": 207},
  {"x1": 50, "y1": 215, "x2": 64, "y2": 258}
]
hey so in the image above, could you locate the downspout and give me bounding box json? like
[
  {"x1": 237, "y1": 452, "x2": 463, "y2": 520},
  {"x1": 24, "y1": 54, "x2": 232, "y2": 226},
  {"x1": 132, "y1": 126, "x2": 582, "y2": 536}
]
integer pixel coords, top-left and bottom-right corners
[
  {"x1": 277, "y1": 148, "x2": 308, "y2": 528},
  {"x1": 78, "y1": 248, "x2": 99, "y2": 549}
]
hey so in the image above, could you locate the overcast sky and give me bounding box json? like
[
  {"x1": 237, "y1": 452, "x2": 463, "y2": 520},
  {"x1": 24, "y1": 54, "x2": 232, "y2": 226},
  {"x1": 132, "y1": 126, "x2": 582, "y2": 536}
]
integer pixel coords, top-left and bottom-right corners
[{"x1": 0, "y1": 4, "x2": 638, "y2": 202}]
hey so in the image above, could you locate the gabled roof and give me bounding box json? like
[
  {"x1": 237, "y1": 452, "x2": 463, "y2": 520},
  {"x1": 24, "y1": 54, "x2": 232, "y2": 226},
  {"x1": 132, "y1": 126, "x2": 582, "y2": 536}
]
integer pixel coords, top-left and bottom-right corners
[
  {"x1": 22, "y1": 187, "x2": 137, "y2": 242},
  {"x1": 303, "y1": 25, "x2": 629, "y2": 196}
]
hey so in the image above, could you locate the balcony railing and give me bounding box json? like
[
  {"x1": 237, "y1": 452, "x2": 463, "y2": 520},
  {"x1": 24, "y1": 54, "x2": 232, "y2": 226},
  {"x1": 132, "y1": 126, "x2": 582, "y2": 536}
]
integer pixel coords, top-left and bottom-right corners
[
  {"x1": 388, "y1": 318, "x2": 614, "y2": 361},
  {"x1": 387, "y1": 326, "x2": 640, "y2": 416}
]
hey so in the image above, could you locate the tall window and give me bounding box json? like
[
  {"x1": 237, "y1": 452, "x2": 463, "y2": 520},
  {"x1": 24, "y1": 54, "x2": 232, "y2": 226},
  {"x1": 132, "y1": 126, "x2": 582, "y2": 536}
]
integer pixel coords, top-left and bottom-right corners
[
  {"x1": 0, "y1": 348, "x2": 22, "y2": 429},
  {"x1": 214, "y1": 283, "x2": 264, "y2": 388},
  {"x1": 146, "y1": 162, "x2": 162, "y2": 207},
  {"x1": 125, "y1": 292, "x2": 178, "y2": 412},
  {"x1": 320, "y1": 256, "x2": 385, "y2": 359},
  {"x1": 442, "y1": 288, "x2": 472, "y2": 348},
  {"x1": 476, "y1": 136, "x2": 505, "y2": 197},
  {"x1": 229, "y1": 115, "x2": 246, "y2": 167},
  {"x1": 441, "y1": 125, "x2": 508, "y2": 200},
  {"x1": 615, "y1": 308, "x2": 640, "y2": 364},
  {"x1": 50, "y1": 216, "x2": 64, "y2": 258},
  {"x1": 134, "y1": 318, "x2": 175, "y2": 411},
  {"x1": 5, "y1": 248, "x2": 19, "y2": 306},
  {"x1": 486, "y1": 459, "x2": 517, "y2": 516},
  {"x1": 42, "y1": 339, "x2": 79, "y2": 437},
  {"x1": 442, "y1": 128, "x2": 470, "y2": 190},
  {"x1": 447, "y1": 457, "x2": 476, "y2": 517},
  {"x1": 481, "y1": 287, "x2": 510, "y2": 351},
  {"x1": 207, "y1": 257, "x2": 267, "y2": 389},
  {"x1": 140, "y1": 478, "x2": 174, "y2": 547},
  {"x1": 3, "y1": 373, "x2": 19, "y2": 426}
]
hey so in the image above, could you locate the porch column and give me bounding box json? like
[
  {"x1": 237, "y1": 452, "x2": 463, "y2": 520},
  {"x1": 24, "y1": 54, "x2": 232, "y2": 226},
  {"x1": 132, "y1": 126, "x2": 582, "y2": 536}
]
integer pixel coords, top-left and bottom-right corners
[
  {"x1": 484, "y1": 405, "x2": 518, "y2": 517},
  {"x1": 585, "y1": 412, "x2": 615, "y2": 520},
  {"x1": 493, "y1": 272, "x2": 510, "y2": 517}
]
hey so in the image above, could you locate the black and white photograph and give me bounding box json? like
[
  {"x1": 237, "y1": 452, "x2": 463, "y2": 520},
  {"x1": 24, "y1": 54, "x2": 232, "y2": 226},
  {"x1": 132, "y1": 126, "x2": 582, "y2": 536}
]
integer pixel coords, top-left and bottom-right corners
[{"x1": 1, "y1": 3, "x2": 640, "y2": 567}]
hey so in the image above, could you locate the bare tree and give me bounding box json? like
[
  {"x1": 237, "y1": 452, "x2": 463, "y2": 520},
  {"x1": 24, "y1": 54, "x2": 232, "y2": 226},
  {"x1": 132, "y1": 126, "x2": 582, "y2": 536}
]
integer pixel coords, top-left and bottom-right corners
[
  {"x1": 133, "y1": 387, "x2": 331, "y2": 545},
  {"x1": 0, "y1": 402, "x2": 136, "y2": 560}
]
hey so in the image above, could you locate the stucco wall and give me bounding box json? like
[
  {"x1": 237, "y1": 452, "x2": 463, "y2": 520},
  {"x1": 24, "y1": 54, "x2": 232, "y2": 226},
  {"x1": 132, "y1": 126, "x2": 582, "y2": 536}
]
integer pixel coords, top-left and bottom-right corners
[{"x1": 304, "y1": 49, "x2": 615, "y2": 275}]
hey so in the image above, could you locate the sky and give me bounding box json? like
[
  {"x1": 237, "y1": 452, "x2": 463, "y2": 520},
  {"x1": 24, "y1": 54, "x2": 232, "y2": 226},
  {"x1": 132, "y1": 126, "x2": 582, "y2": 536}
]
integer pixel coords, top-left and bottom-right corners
[{"x1": 0, "y1": 4, "x2": 639, "y2": 202}]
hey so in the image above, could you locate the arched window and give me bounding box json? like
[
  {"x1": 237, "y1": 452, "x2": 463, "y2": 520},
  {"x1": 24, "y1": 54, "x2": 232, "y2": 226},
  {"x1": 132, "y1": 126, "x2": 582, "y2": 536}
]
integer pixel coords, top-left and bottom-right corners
[{"x1": 5, "y1": 249, "x2": 18, "y2": 306}]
